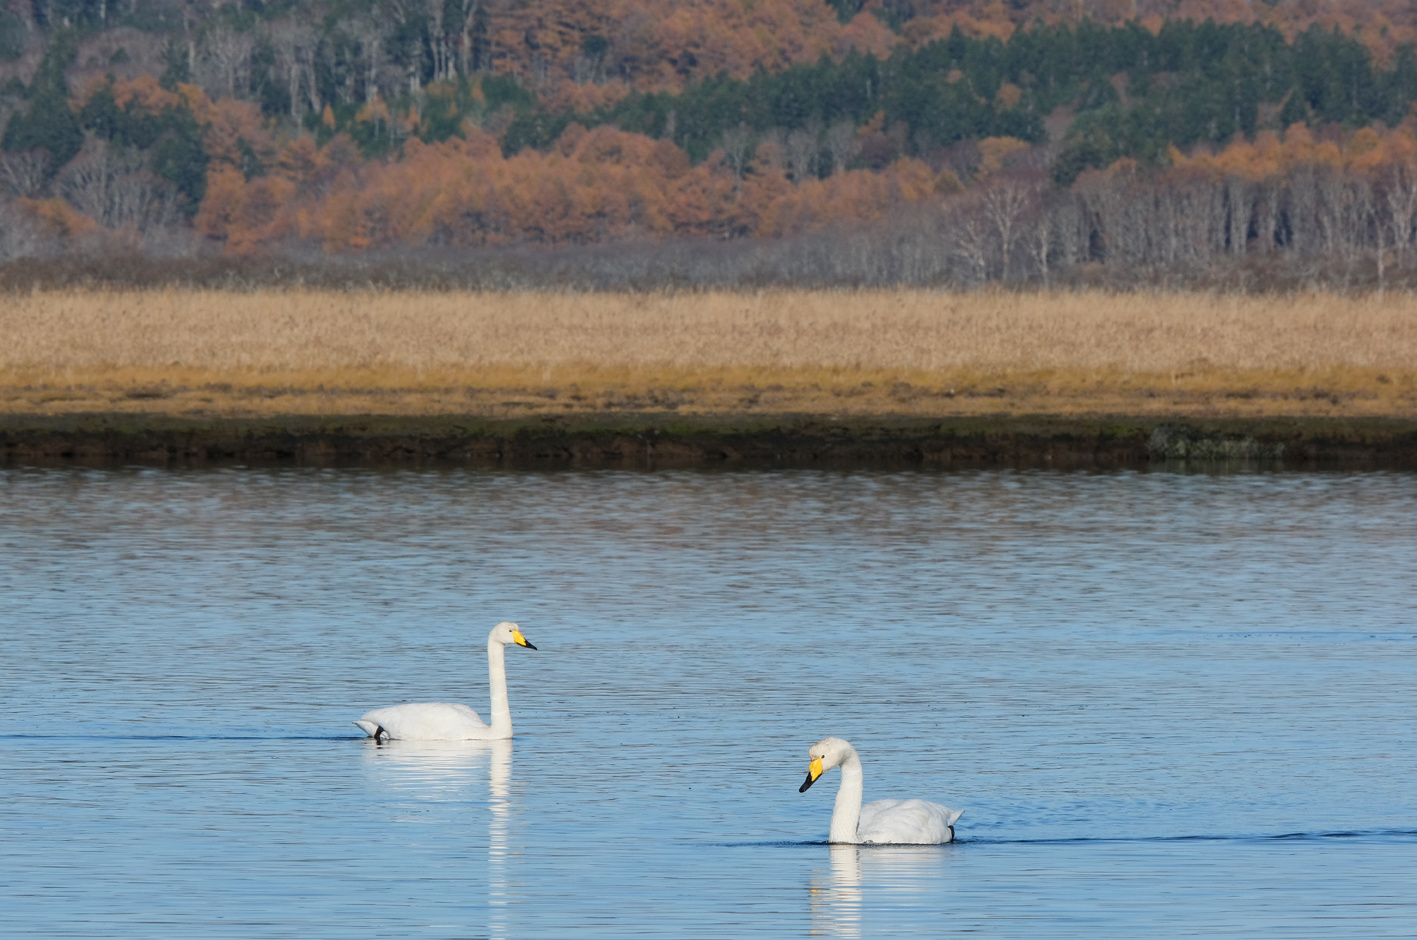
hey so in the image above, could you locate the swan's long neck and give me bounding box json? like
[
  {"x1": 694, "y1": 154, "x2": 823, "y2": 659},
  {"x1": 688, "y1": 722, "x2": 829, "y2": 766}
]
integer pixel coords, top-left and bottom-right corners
[
  {"x1": 487, "y1": 640, "x2": 512, "y2": 738},
  {"x1": 829, "y1": 750, "x2": 864, "y2": 844}
]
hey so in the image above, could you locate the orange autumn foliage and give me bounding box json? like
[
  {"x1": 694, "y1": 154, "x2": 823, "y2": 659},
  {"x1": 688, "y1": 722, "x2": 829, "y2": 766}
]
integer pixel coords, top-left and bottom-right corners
[
  {"x1": 277, "y1": 136, "x2": 329, "y2": 184},
  {"x1": 203, "y1": 99, "x2": 278, "y2": 170},
  {"x1": 73, "y1": 73, "x2": 186, "y2": 114},
  {"x1": 834, "y1": 11, "x2": 899, "y2": 60},
  {"x1": 1169, "y1": 124, "x2": 1417, "y2": 182},
  {"x1": 194, "y1": 167, "x2": 248, "y2": 241},
  {"x1": 485, "y1": 0, "x2": 847, "y2": 89},
  {"x1": 977, "y1": 136, "x2": 1030, "y2": 176},
  {"x1": 18, "y1": 197, "x2": 100, "y2": 238},
  {"x1": 536, "y1": 78, "x2": 635, "y2": 114},
  {"x1": 187, "y1": 121, "x2": 957, "y2": 252}
]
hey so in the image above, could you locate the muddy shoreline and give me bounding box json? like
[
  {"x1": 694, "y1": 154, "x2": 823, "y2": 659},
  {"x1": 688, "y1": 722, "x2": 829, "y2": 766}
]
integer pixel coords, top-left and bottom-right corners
[{"x1": 4, "y1": 413, "x2": 1417, "y2": 470}]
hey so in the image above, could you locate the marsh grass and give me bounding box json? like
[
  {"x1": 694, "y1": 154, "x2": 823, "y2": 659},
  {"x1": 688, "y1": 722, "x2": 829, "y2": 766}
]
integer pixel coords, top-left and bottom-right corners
[{"x1": 3, "y1": 288, "x2": 1415, "y2": 418}]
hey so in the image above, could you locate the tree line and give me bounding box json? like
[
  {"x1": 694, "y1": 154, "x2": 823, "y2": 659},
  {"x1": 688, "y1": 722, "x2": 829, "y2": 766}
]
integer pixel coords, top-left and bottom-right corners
[
  {"x1": 508, "y1": 19, "x2": 1417, "y2": 184},
  {"x1": 4, "y1": 5, "x2": 1417, "y2": 291},
  {"x1": 5, "y1": 2, "x2": 1417, "y2": 95}
]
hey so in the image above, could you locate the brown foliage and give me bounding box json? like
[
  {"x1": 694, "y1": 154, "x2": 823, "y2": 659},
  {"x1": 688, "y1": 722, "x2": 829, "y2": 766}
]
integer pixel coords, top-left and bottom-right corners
[
  {"x1": 18, "y1": 197, "x2": 99, "y2": 238},
  {"x1": 176, "y1": 122, "x2": 953, "y2": 252}
]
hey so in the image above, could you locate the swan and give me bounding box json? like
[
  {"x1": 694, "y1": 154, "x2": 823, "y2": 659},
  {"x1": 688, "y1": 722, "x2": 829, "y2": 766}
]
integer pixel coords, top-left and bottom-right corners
[
  {"x1": 798, "y1": 737, "x2": 963, "y2": 844},
  {"x1": 354, "y1": 622, "x2": 537, "y2": 741}
]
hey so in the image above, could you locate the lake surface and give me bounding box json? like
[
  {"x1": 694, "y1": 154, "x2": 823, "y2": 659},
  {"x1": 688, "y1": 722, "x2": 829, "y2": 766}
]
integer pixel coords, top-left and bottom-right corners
[{"x1": 2, "y1": 466, "x2": 1415, "y2": 938}]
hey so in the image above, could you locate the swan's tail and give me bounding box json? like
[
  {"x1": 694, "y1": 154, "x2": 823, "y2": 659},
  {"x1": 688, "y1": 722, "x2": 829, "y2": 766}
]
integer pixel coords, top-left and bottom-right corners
[
  {"x1": 354, "y1": 720, "x2": 380, "y2": 737},
  {"x1": 946, "y1": 808, "x2": 964, "y2": 827}
]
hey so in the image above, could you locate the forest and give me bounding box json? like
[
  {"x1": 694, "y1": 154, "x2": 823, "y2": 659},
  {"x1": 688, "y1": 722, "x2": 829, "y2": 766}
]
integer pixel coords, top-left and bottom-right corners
[{"x1": 4, "y1": 0, "x2": 1417, "y2": 289}]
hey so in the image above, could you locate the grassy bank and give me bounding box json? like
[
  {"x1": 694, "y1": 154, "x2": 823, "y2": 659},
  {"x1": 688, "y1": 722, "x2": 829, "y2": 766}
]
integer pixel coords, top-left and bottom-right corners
[
  {"x1": 3, "y1": 288, "x2": 1415, "y2": 420},
  {"x1": 4, "y1": 412, "x2": 1416, "y2": 469}
]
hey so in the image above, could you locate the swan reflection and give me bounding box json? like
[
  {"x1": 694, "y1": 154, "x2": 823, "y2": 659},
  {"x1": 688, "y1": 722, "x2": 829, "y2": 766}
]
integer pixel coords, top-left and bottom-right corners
[
  {"x1": 487, "y1": 738, "x2": 512, "y2": 940},
  {"x1": 361, "y1": 737, "x2": 516, "y2": 939},
  {"x1": 810, "y1": 845, "x2": 862, "y2": 937},
  {"x1": 361, "y1": 738, "x2": 503, "y2": 797},
  {"x1": 809, "y1": 844, "x2": 954, "y2": 938}
]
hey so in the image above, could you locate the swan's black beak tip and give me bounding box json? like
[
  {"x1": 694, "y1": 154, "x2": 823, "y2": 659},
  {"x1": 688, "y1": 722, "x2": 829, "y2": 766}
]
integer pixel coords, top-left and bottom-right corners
[
  {"x1": 522, "y1": 640, "x2": 538, "y2": 650},
  {"x1": 799, "y1": 774, "x2": 816, "y2": 793}
]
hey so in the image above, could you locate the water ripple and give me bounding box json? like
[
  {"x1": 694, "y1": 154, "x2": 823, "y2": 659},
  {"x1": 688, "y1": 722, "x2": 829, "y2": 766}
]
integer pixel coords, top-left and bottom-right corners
[{"x1": 3, "y1": 467, "x2": 1417, "y2": 938}]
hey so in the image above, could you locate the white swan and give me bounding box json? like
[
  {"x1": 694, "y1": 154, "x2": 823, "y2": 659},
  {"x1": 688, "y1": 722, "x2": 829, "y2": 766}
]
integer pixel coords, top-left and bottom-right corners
[
  {"x1": 354, "y1": 622, "x2": 537, "y2": 741},
  {"x1": 799, "y1": 737, "x2": 963, "y2": 844}
]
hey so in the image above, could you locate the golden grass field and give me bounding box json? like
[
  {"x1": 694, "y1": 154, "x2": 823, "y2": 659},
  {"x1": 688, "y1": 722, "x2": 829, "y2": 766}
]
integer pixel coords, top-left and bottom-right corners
[{"x1": 2, "y1": 288, "x2": 1415, "y2": 419}]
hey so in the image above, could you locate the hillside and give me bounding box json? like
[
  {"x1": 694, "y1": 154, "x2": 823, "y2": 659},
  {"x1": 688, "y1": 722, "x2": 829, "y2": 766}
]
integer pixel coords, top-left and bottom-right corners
[{"x1": 3, "y1": 1, "x2": 1417, "y2": 288}]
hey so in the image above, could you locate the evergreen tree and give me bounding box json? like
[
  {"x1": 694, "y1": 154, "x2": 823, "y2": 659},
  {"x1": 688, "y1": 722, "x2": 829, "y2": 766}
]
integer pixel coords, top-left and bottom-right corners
[{"x1": 1, "y1": 31, "x2": 82, "y2": 171}]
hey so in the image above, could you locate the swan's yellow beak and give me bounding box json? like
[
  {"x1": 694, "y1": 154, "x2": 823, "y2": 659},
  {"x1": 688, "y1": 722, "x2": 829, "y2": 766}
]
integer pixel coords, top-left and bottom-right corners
[
  {"x1": 799, "y1": 757, "x2": 823, "y2": 793},
  {"x1": 511, "y1": 629, "x2": 538, "y2": 650}
]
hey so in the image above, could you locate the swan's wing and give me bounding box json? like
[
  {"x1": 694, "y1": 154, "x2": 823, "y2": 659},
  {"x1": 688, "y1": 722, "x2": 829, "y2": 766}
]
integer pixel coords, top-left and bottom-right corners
[
  {"x1": 857, "y1": 799, "x2": 962, "y2": 844},
  {"x1": 356, "y1": 702, "x2": 489, "y2": 740}
]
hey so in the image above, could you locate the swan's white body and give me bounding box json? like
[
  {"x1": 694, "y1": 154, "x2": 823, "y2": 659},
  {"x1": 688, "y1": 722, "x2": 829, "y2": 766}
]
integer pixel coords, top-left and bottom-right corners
[
  {"x1": 799, "y1": 737, "x2": 963, "y2": 844},
  {"x1": 354, "y1": 622, "x2": 536, "y2": 741}
]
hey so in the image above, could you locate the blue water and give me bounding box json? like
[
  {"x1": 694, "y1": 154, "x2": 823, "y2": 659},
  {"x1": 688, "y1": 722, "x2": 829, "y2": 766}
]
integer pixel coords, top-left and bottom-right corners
[{"x1": 2, "y1": 467, "x2": 1415, "y2": 938}]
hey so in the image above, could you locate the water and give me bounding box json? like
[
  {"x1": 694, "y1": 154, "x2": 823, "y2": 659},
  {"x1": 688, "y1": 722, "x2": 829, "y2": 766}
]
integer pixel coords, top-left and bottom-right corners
[{"x1": 2, "y1": 467, "x2": 1415, "y2": 938}]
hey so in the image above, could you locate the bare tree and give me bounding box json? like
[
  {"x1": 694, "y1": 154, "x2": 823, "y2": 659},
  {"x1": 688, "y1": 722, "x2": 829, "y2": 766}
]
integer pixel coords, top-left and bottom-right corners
[
  {"x1": 1313, "y1": 167, "x2": 1347, "y2": 259},
  {"x1": 1053, "y1": 197, "x2": 1086, "y2": 271},
  {"x1": 785, "y1": 125, "x2": 820, "y2": 185},
  {"x1": 1151, "y1": 176, "x2": 1185, "y2": 265},
  {"x1": 1252, "y1": 178, "x2": 1281, "y2": 254},
  {"x1": 59, "y1": 140, "x2": 178, "y2": 232},
  {"x1": 381, "y1": 0, "x2": 427, "y2": 92},
  {"x1": 1027, "y1": 192, "x2": 1061, "y2": 285},
  {"x1": 752, "y1": 129, "x2": 787, "y2": 175},
  {"x1": 1331, "y1": 174, "x2": 1372, "y2": 280},
  {"x1": 981, "y1": 177, "x2": 1035, "y2": 280},
  {"x1": 824, "y1": 121, "x2": 859, "y2": 177},
  {"x1": 1223, "y1": 177, "x2": 1252, "y2": 255},
  {"x1": 111, "y1": 173, "x2": 179, "y2": 233},
  {"x1": 340, "y1": 16, "x2": 390, "y2": 103},
  {"x1": 1071, "y1": 170, "x2": 1118, "y2": 263},
  {"x1": 949, "y1": 202, "x2": 992, "y2": 285},
  {"x1": 200, "y1": 24, "x2": 255, "y2": 100},
  {"x1": 426, "y1": 0, "x2": 451, "y2": 81},
  {"x1": 268, "y1": 21, "x2": 318, "y2": 120},
  {"x1": 1284, "y1": 166, "x2": 1320, "y2": 257},
  {"x1": 720, "y1": 125, "x2": 753, "y2": 185},
  {"x1": 0, "y1": 150, "x2": 50, "y2": 197},
  {"x1": 0, "y1": 199, "x2": 44, "y2": 262},
  {"x1": 59, "y1": 140, "x2": 137, "y2": 223},
  {"x1": 1372, "y1": 193, "x2": 1389, "y2": 294},
  {"x1": 1381, "y1": 159, "x2": 1417, "y2": 267},
  {"x1": 454, "y1": 0, "x2": 482, "y2": 77}
]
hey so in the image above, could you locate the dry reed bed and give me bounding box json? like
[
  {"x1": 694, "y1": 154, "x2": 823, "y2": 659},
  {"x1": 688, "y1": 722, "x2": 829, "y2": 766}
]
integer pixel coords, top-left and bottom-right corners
[{"x1": 2, "y1": 289, "x2": 1415, "y2": 416}]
